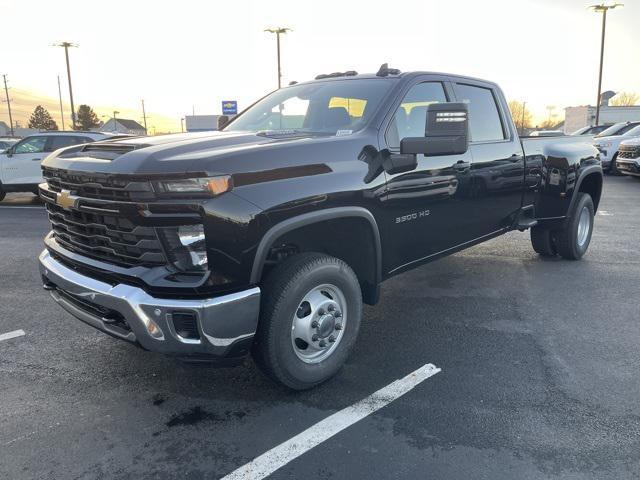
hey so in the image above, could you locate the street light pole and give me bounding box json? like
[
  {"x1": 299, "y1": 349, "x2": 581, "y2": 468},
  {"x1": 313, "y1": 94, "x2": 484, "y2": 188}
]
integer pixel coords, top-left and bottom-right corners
[
  {"x1": 141, "y1": 99, "x2": 148, "y2": 135},
  {"x1": 265, "y1": 27, "x2": 291, "y2": 89},
  {"x1": 54, "y1": 42, "x2": 78, "y2": 129},
  {"x1": 113, "y1": 111, "x2": 119, "y2": 132},
  {"x1": 2, "y1": 74, "x2": 14, "y2": 136},
  {"x1": 589, "y1": 3, "x2": 623, "y2": 126}
]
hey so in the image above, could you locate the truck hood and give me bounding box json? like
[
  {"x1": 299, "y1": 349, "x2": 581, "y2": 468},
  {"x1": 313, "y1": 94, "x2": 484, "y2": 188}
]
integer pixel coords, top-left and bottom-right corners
[
  {"x1": 42, "y1": 130, "x2": 354, "y2": 177},
  {"x1": 620, "y1": 137, "x2": 640, "y2": 147}
]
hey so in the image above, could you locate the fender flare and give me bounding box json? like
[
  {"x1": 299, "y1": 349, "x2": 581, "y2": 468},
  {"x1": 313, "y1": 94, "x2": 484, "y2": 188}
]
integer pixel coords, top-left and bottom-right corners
[
  {"x1": 569, "y1": 165, "x2": 603, "y2": 215},
  {"x1": 250, "y1": 206, "x2": 382, "y2": 285}
]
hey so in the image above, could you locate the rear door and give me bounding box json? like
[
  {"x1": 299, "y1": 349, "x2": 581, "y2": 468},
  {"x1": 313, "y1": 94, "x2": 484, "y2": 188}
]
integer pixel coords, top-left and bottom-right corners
[{"x1": 451, "y1": 81, "x2": 525, "y2": 238}]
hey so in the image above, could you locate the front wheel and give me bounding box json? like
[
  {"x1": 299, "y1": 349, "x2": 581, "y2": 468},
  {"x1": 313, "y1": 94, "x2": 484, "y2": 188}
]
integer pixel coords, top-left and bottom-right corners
[
  {"x1": 252, "y1": 252, "x2": 362, "y2": 390},
  {"x1": 554, "y1": 193, "x2": 594, "y2": 260},
  {"x1": 0, "y1": 186, "x2": 5, "y2": 202}
]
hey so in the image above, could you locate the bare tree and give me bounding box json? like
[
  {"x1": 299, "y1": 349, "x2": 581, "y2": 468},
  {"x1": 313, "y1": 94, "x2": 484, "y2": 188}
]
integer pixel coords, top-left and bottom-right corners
[
  {"x1": 508, "y1": 100, "x2": 533, "y2": 133},
  {"x1": 610, "y1": 92, "x2": 640, "y2": 107}
]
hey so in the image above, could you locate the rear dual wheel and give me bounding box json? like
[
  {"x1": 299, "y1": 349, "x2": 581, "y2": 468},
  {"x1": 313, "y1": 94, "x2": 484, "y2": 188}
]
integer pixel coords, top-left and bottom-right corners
[
  {"x1": 530, "y1": 192, "x2": 594, "y2": 260},
  {"x1": 252, "y1": 253, "x2": 362, "y2": 390}
]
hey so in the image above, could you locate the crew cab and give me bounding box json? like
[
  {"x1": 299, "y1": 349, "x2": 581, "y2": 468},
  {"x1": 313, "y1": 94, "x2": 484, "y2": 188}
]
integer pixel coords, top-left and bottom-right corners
[
  {"x1": 38, "y1": 67, "x2": 602, "y2": 389},
  {"x1": 0, "y1": 131, "x2": 123, "y2": 201},
  {"x1": 593, "y1": 121, "x2": 640, "y2": 174}
]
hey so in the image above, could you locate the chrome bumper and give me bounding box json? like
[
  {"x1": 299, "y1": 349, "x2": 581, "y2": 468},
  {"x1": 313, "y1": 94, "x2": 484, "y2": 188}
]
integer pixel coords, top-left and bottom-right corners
[{"x1": 39, "y1": 250, "x2": 260, "y2": 358}]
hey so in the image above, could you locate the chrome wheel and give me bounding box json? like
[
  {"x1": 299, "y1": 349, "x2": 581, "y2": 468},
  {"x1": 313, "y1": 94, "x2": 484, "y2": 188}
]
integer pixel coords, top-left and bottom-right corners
[
  {"x1": 291, "y1": 284, "x2": 347, "y2": 364},
  {"x1": 577, "y1": 206, "x2": 591, "y2": 248}
]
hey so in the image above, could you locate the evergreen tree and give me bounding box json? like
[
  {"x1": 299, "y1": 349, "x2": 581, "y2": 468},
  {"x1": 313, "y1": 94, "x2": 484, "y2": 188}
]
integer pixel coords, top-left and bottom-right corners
[
  {"x1": 27, "y1": 105, "x2": 58, "y2": 130},
  {"x1": 74, "y1": 104, "x2": 102, "y2": 131}
]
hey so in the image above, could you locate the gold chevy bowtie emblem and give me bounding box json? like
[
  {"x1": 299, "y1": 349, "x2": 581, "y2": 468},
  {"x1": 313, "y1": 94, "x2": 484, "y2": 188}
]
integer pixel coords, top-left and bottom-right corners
[{"x1": 56, "y1": 189, "x2": 78, "y2": 210}]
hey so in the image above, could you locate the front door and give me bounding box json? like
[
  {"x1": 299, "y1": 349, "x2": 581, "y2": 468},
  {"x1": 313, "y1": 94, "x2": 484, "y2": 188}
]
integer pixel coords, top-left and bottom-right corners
[
  {"x1": 380, "y1": 79, "x2": 475, "y2": 276},
  {"x1": 1, "y1": 136, "x2": 48, "y2": 185}
]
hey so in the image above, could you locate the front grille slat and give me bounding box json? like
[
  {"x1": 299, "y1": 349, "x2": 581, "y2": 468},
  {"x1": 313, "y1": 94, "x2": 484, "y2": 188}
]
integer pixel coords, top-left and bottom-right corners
[{"x1": 43, "y1": 169, "x2": 167, "y2": 268}]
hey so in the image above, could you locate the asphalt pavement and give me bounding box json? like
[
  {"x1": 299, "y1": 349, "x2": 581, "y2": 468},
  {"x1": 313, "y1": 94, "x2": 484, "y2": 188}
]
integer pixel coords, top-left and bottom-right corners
[{"x1": 1, "y1": 177, "x2": 639, "y2": 480}]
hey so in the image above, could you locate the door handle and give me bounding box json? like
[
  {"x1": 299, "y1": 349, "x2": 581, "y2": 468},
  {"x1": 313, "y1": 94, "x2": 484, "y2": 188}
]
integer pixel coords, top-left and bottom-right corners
[
  {"x1": 31, "y1": 158, "x2": 41, "y2": 161},
  {"x1": 453, "y1": 161, "x2": 471, "y2": 171}
]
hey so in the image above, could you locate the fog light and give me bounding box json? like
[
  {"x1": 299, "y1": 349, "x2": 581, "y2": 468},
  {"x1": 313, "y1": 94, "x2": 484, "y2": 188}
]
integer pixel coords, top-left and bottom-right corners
[{"x1": 158, "y1": 224, "x2": 208, "y2": 272}]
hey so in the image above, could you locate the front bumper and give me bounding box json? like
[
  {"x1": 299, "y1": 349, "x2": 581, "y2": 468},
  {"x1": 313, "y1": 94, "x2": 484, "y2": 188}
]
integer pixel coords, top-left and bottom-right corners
[
  {"x1": 39, "y1": 249, "x2": 260, "y2": 359},
  {"x1": 616, "y1": 159, "x2": 640, "y2": 176}
]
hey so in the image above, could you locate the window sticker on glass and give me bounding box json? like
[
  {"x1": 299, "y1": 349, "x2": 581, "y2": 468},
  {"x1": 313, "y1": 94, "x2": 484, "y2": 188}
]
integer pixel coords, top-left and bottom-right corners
[{"x1": 336, "y1": 130, "x2": 353, "y2": 137}]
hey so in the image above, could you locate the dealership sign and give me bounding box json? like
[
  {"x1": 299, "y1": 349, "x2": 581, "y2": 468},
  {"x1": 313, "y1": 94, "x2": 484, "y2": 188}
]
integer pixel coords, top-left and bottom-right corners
[{"x1": 222, "y1": 101, "x2": 238, "y2": 115}]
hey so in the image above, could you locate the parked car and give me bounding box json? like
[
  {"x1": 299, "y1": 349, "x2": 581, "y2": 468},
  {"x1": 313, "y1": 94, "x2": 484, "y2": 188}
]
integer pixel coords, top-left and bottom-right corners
[
  {"x1": 571, "y1": 125, "x2": 609, "y2": 136},
  {"x1": 0, "y1": 131, "x2": 123, "y2": 201},
  {"x1": 529, "y1": 130, "x2": 564, "y2": 137},
  {"x1": 616, "y1": 138, "x2": 640, "y2": 179},
  {"x1": 38, "y1": 68, "x2": 602, "y2": 389},
  {"x1": 0, "y1": 136, "x2": 20, "y2": 151},
  {"x1": 593, "y1": 121, "x2": 640, "y2": 173}
]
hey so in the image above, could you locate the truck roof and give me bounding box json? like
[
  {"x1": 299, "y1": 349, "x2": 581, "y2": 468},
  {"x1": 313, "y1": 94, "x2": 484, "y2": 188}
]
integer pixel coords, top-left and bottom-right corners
[{"x1": 292, "y1": 70, "x2": 499, "y2": 88}]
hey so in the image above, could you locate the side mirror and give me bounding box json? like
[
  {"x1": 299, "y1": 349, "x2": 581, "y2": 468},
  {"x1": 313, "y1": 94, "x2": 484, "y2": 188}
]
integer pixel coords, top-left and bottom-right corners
[
  {"x1": 401, "y1": 102, "x2": 469, "y2": 156},
  {"x1": 217, "y1": 115, "x2": 230, "y2": 130},
  {"x1": 5, "y1": 147, "x2": 13, "y2": 157}
]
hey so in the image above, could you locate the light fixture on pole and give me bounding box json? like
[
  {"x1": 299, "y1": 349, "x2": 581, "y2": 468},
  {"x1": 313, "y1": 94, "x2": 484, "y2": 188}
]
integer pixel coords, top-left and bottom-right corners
[
  {"x1": 53, "y1": 42, "x2": 78, "y2": 129},
  {"x1": 264, "y1": 27, "x2": 292, "y2": 89},
  {"x1": 588, "y1": 2, "x2": 623, "y2": 126}
]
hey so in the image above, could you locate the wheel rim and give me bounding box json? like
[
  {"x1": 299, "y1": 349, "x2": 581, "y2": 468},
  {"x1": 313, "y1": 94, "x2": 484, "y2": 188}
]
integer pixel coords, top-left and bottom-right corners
[
  {"x1": 577, "y1": 206, "x2": 591, "y2": 248},
  {"x1": 291, "y1": 284, "x2": 347, "y2": 364}
]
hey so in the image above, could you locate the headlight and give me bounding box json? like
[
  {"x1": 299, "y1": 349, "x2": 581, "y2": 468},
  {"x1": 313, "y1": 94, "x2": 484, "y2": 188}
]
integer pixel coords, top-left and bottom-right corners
[
  {"x1": 159, "y1": 224, "x2": 208, "y2": 272},
  {"x1": 153, "y1": 176, "x2": 232, "y2": 196}
]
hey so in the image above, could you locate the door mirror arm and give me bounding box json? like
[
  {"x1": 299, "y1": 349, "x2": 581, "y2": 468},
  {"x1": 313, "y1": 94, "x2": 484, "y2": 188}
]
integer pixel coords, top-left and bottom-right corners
[{"x1": 381, "y1": 149, "x2": 418, "y2": 175}]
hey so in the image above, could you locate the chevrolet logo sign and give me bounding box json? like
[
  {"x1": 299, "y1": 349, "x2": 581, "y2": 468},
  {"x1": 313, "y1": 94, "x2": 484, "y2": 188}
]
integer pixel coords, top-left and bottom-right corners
[{"x1": 55, "y1": 189, "x2": 79, "y2": 210}]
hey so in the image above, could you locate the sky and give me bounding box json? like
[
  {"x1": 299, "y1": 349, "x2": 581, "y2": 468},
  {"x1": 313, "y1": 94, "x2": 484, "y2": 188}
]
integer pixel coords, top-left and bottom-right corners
[{"x1": 1, "y1": 0, "x2": 639, "y2": 133}]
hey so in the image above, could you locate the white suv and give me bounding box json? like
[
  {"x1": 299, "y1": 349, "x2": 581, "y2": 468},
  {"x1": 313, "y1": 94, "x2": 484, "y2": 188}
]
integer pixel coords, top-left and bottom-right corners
[
  {"x1": 0, "y1": 131, "x2": 121, "y2": 201},
  {"x1": 593, "y1": 122, "x2": 640, "y2": 174},
  {"x1": 616, "y1": 137, "x2": 640, "y2": 179}
]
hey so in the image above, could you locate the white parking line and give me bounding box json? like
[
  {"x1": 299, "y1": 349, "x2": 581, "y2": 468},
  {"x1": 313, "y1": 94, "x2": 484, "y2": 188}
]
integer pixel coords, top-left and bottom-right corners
[
  {"x1": 221, "y1": 363, "x2": 441, "y2": 480},
  {"x1": 0, "y1": 329, "x2": 25, "y2": 342}
]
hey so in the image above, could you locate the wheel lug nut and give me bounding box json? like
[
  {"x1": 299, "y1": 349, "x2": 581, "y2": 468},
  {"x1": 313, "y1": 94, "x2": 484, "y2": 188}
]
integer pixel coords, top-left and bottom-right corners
[
  {"x1": 311, "y1": 321, "x2": 319, "y2": 328},
  {"x1": 335, "y1": 324, "x2": 342, "y2": 331},
  {"x1": 334, "y1": 311, "x2": 342, "y2": 318},
  {"x1": 328, "y1": 305, "x2": 335, "y2": 312},
  {"x1": 319, "y1": 340, "x2": 327, "y2": 347},
  {"x1": 312, "y1": 334, "x2": 319, "y2": 341},
  {"x1": 328, "y1": 335, "x2": 335, "y2": 343},
  {"x1": 318, "y1": 309, "x2": 325, "y2": 315}
]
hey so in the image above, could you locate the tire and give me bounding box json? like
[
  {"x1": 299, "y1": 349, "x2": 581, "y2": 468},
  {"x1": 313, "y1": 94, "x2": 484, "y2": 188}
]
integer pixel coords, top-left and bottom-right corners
[
  {"x1": 252, "y1": 252, "x2": 362, "y2": 390},
  {"x1": 530, "y1": 226, "x2": 557, "y2": 256},
  {"x1": 554, "y1": 193, "x2": 594, "y2": 260},
  {"x1": 609, "y1": 154, "x2": 621, "y2": 175},
  {"x1": 0, "y1": 187, "x2": 5, "y2": 202}
]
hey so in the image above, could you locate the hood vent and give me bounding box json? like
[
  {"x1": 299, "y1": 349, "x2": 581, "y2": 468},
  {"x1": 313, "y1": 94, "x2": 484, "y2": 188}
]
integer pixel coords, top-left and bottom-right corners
[{"x1": 58, "y1": 142, "x2": 147, "y2": 161}]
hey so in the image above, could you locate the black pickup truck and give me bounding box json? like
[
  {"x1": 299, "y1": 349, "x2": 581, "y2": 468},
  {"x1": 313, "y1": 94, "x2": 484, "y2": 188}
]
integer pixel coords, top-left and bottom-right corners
[{"x1": 38, "y1": 66, "x2": 602, "y2": 389}]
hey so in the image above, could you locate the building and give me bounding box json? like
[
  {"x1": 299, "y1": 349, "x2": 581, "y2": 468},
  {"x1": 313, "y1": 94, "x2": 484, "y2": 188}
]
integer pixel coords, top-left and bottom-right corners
[
  {"x1": 184, "y1": 115, "x2": 225, "y2": 132},
  {"x1": 100, "y1": 118, "x2": 147, "y2": 136},
  {"x1": 564, "y1": 105, "x2": 640, "y2": 134}
]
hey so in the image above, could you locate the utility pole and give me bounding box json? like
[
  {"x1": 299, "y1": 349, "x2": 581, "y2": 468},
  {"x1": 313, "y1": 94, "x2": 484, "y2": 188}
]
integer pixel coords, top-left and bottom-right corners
[
  {"x1": 141, "y1": 99, "x2": 148, "y2": 135},
  {"x1": 521, "y1": 101, "x2": 527, "y2": 135},
  {"x1": 265, "y1": 27, "x2": 291, "y2": 89},
  {"x1": 113, "y1": 111, "x2": 119, "y2": 132},
  {"x1": 180, "y1": 117, "x2": 185, "y2": 133},
  {"x1": 2, "y1": 74, "x2": 14, "y2": 136},
  {"x1": 53, "y1": 42, "x2": 78, "y2": 129},
  {"x1": 57, "y1": 75, "x2": 65, "y2": 130},
  {"x1": 589, "y1": 3, "x2": 623, "y2": 125}
]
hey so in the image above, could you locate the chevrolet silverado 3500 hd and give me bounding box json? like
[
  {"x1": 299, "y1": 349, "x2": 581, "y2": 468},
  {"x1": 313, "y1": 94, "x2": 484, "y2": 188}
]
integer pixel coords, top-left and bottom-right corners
[{"x1": 38, "y1": 66, "x2": 602, "y2": 389}]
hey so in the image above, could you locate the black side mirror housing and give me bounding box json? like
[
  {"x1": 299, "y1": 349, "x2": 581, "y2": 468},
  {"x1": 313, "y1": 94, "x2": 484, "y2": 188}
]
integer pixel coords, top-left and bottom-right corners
[
  {"x1": 400, "y1": 102, "x2": 469, "y2": 156},
  {"x1": 382, "y1": 152, "x2": 417, "y2": 175}
]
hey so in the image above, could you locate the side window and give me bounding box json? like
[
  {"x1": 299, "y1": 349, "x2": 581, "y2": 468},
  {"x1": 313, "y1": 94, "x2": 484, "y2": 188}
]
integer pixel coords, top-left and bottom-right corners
[
  {"x1": 454, "y1": 84, "x2": 506, "y2": 142},
  {"x1": 47, "y1": 135, "x2": 89, "y2": 152},
  {"x1": 13, "y1": 136, "x2": 47, "y2": 154},
  {"x1": 386, "y1": 82, "x2": 448, "y2": 148}
]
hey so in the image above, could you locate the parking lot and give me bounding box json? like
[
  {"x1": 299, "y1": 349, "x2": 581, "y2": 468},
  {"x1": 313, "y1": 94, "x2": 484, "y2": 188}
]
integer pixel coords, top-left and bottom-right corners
[{"x1": 1, "y1": 175, "x2": 639, "y2": 480}]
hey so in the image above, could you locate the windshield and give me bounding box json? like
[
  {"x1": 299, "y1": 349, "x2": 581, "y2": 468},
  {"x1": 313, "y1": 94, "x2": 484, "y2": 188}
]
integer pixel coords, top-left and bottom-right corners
[
  {"x1": 596, "y1": 123, "x2": 639, "y2": 138},
  {"x1": 225, "y1": 79, "x2": 394, "y2": 135},
  {"x1": 622, "y1": 125, "x2": 640, "y2": 137}
]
